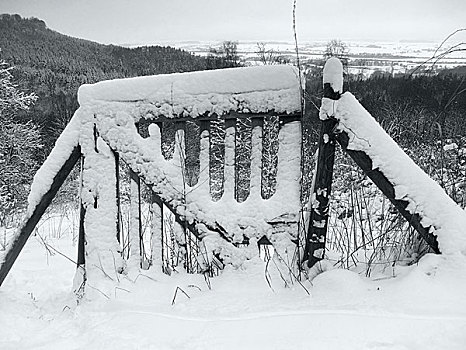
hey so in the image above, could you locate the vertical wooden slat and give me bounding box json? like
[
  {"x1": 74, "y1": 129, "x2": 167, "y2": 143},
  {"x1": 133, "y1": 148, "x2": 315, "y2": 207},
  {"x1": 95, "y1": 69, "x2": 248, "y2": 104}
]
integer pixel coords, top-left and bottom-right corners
[
  {"x1": 250, "y1": 118, "x2": 264, "y2": 198},
  {"x1": 136, "y1": 119, "x2": 151, "y2": 138},
  {"x1": 129, "y1": 169, "x2": 143, "y2": 268},
  {"x1": 149, "y1": 191, "x2": 164, "y2": 270},
  {"x1": 184, "y1": 120, "x2": 201, "y2": 187},
  {"x1": 160, "y1": 200, "x2": 165, "y2": 272},
  {"x1": 77, "y1": 154, "x2": 86, "y2": 266},
  {"x1": 161, "y1": 121, "x2": 176, "y2": 160},
  {"x1": 223, "y1": 119, "x2": 236, "y2": 199},
  {"x1": 209, "y1": 118, "x2": 226, "y2": 201},
  {"x1": 261, "y1": 115, "x2": 280, "y2": 199},
  {"x1": 235, "y1": 117, "x2": 252, "y2": 202},
  {"x1": 114, "y1": 150, "x2": 121, "y2": 244}
]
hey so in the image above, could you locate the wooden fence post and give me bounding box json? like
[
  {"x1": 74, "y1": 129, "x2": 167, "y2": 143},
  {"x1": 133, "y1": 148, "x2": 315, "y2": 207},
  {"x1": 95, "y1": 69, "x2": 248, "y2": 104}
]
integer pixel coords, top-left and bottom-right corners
[
  {"x1": 114, "y1": 150, "x2": 121, "y2": 244},
  {"x1": 303, "y1": 58, "x2": 343, "y2": 268},
  {"x1": 77, "y1": 155, "x2": 86, "y2": 267}
]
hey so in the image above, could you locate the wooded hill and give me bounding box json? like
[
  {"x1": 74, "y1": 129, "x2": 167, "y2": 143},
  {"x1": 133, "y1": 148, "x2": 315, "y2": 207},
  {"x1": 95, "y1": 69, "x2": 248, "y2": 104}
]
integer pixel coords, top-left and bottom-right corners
[{"x1": 0, "y1": 14, "x2": 209, "y2": 152}]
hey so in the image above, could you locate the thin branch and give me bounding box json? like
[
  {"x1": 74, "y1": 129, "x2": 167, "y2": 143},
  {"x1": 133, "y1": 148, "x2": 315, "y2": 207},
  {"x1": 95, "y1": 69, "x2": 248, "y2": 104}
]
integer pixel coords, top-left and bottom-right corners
[{"x1": 171, "y1": 286, "x2": 190, "y2": 305}]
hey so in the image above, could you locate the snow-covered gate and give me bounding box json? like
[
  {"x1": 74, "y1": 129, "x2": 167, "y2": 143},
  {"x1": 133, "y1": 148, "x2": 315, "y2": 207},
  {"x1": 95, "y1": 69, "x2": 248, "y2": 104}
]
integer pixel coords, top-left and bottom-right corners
[
  {"x1": 2, "y1": 60, "x2": 465, "y2": 293},
  {"x1": 0, "y1": 66, "x2": 304, "y2": 291}
]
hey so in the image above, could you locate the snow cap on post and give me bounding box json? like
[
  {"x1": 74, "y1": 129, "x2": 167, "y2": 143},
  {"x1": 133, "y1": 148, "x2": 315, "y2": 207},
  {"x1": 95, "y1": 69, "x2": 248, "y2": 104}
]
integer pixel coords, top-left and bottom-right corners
[{"x1": 323, "y1": 57, "x2": 343, "y2": 95}]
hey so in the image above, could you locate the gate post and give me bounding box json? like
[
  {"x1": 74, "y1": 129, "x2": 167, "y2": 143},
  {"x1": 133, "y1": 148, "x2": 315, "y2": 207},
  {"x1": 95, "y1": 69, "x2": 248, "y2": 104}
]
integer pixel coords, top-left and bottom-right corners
[
  {"x1": 75, "y1": 155, "x2": 86, "y2": 297},
  {"x1": 303, "y1": 57, "x2": 343, "y2": 268},
  {"x1": 73, "y1": 112, "x2": 124, "y2": 298}
]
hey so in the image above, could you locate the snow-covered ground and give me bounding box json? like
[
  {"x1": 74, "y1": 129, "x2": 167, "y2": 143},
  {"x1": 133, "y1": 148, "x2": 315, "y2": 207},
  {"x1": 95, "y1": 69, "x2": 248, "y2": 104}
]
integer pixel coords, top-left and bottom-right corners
[{"x1": 1, "y1": 218, "x2": 466, "y2": 350}]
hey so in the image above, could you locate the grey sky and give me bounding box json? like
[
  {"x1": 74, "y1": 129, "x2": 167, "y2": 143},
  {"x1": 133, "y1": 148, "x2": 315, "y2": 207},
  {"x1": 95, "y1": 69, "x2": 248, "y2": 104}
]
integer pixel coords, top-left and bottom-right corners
[{"x1": 1, "y1": 0, "x2": 465, "y2": 44}]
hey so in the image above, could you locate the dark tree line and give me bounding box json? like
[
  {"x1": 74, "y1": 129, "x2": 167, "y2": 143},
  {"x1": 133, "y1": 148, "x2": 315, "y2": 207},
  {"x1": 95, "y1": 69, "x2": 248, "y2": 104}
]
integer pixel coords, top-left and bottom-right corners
[{"x1": 0, "y1": 14, "x2": 210, "y2": 154}]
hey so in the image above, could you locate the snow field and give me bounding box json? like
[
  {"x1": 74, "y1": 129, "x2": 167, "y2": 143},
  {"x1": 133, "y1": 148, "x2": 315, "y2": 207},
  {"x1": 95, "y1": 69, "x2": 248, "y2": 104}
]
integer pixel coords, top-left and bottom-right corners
[{"x1": 1, "y1": 226, "x2": 466, "y2": 349}]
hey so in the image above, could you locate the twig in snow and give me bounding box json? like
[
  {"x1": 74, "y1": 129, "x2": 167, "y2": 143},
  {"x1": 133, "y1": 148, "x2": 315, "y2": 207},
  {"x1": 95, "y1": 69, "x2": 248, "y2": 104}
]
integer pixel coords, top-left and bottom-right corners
[
  {"x1": 36, "y1": 233, "x2": 54, "y2": 257},
  {"x1": 110, "y1": 249, "x2": 121, "y2": 282},
  {"x1": 171, "y1": 286, "x2": 190, "y2": 305},
  {"x1": 264, "y1": 258, "x2": 275, "y2": 292},
  {"x1": 203, "y1": 273, "x2": 212, "y2": 290},
  {"x1": 87, "y1": 284, "x2": 110, "y2": 300},
  {"x1": 188, "y1": 284, "x2": 202, "y2": 292},
  {"x1": 114, "y1": 286, "x2": 131, "y2": 298},
  {"x1": 35, "y1": 233, "x2": 77, "y2": 265},
  {"x1": 62, "y1": 305, "x2": 71, "y2": 312},
  {"x1": 270, "y1": 257, "x2": 290, "y2": 289},
  {"x1": 92, "y1": 255, "x2": 114, "y2": 281},
  {"x1": 132, "y1": 273, "x2": 158, "y2": 283},
  {"x1": 273, "y1": 249, "x2": 311, "y2": 296}
]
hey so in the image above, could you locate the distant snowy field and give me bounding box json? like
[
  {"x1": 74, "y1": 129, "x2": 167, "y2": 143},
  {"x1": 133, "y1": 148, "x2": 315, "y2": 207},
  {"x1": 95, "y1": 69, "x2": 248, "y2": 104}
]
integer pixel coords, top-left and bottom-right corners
[
  {"x1": 1, "y1": 213, "x2": 466, "y2": 349},
  {"x1": 125, "y1": 40, "x2": 466, "y2": 75}
]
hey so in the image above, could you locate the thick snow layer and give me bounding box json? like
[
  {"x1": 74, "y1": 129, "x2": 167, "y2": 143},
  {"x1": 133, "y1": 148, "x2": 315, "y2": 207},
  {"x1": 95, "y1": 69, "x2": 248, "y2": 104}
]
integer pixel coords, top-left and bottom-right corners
[
  {"x1": 26, "y1": 113, "x2": 81, "y2": 216},
  {"x1": 78, "y1": 66, "x2": 301, "y2": 117},
  {"x1": 1, "y1": 233, "x2": 466, "y2": 349},
  {"x1": 323, "y1": 57, "x2": 343, "y2": 94},
  {"x1": 322, "y1": 92, "x2": 466, "y2": 255}
]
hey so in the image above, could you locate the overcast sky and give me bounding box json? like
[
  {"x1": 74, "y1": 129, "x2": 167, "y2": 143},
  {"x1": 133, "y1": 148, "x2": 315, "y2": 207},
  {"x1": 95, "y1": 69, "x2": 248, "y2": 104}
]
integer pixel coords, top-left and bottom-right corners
[{"x1": 1, "y1": 0, "x2": 465, "y2": 45}]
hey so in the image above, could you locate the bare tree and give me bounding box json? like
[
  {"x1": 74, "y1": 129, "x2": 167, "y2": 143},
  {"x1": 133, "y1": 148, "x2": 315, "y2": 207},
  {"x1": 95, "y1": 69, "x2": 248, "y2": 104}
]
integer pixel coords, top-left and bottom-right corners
[
  {"x1": 255, "y1": 42, "x2": 290, "y2": 65},
  {"x1": 206, "y1": 41, "x2": 242, "y2": 69},
  {"x1": 324, "y1": 39, "x2": 349, "y2": 67}
]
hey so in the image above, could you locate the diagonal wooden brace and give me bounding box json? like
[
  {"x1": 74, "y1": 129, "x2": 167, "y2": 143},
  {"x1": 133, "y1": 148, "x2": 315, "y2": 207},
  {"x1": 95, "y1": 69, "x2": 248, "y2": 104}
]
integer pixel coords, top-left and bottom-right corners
[
  {"x1": 335, "y1": 131, "x2": 440, "y2": 253},
  {"x1": 0, "y1": 146, "x2": 81, "y2": 286}
]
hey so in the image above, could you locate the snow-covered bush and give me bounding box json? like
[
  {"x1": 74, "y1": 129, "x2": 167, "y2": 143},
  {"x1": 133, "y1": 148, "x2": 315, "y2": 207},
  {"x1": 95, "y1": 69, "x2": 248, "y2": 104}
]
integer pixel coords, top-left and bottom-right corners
[{"x1": 406, "y1": 137, "x2": 466, "y2": 207}]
